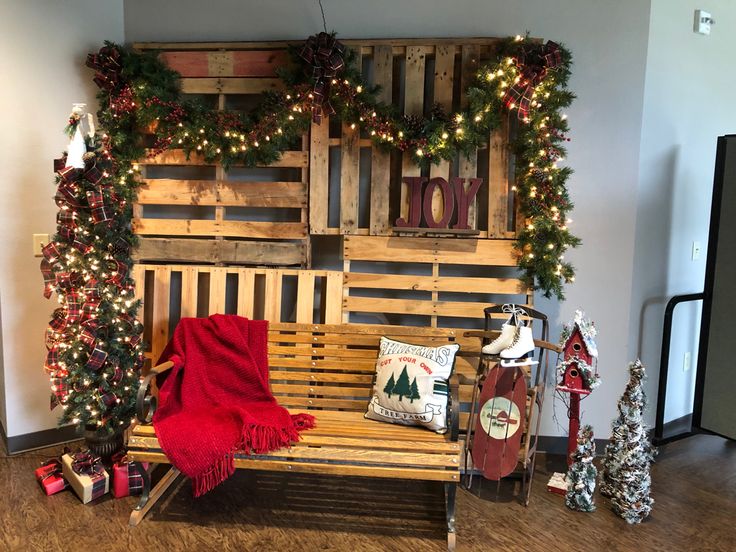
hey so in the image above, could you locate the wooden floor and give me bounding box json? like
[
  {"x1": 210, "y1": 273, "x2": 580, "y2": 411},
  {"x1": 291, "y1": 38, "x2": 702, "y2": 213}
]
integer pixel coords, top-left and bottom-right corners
[{"x1": 3, "y1": 433, "x2": 734, "y2": 551}]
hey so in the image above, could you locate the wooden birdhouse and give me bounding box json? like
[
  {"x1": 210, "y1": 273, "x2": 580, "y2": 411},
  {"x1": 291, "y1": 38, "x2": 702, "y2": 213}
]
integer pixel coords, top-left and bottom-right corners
[{"x1": 556, "y1": 310, "x2": 599, "y2": 395}]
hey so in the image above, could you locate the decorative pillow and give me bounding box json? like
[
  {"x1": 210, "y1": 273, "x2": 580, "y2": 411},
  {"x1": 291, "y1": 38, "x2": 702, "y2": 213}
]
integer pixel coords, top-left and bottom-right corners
[{"x1": 365, "y1": 337, "x2": 460, "y2": 433}]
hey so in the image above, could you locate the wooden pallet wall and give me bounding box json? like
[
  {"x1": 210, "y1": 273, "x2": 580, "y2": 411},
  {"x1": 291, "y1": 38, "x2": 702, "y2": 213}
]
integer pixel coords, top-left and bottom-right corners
[
  {"x1": 131, "y1": 38, "x2": 530, "y2": 333},
  {"x1": 133, "y1": 46, "x2": 309, "y2": 267}
]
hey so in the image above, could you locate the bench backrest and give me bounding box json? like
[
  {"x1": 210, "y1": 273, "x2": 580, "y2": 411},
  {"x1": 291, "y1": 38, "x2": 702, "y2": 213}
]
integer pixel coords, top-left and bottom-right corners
[{"x1": 268, "y1": 322, "x2": 482, "y2": 430}]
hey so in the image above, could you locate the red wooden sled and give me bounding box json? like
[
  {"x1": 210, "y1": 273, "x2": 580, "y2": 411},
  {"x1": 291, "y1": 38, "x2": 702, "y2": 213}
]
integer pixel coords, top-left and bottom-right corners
[{"x1": 471, "y1": 364, "x2": 527, "y2": 480}]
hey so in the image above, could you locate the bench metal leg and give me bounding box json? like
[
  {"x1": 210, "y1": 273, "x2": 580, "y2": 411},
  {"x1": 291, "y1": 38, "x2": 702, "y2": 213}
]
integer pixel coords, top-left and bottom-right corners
[
  {"x1": 129, "y1": 464, "x2": 182, "y2": 527},
  {"x1": 444, "y1": 482, "x2": 457, "y2": 551}
]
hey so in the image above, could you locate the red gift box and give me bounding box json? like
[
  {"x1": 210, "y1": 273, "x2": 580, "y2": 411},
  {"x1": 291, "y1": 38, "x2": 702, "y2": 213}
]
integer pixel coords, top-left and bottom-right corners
[
  {"x1": 112, "y1": 457, "x2": 149, "y2": 498},
  {"x1": 35, "y1": 460, "x2": 69, "y2": 496}
]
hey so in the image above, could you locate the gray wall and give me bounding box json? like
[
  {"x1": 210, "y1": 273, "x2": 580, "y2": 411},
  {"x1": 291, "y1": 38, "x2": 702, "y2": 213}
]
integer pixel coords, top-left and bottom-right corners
[
  {"x1": 0, "y1": 0, "x2": 124, "y2": 438},
  {"x1": 124, "y1": 0, "x2": 652, "y2": 438},
  {"x1": 631, "y1": 0, "x2": 736, "y2": 424}
]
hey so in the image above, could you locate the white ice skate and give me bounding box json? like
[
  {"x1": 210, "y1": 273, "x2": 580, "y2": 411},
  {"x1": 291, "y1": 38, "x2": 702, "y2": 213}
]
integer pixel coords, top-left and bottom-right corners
[
  {"x1": 499, "y1": 325, "x2": 539, "y2": 367},
  {"x1": 482, "y1": 323, "x2": 517, "y2": 355}
]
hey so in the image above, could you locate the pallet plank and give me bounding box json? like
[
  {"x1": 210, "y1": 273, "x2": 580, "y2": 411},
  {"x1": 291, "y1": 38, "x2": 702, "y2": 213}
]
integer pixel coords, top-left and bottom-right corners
[
  {"x1": 344, "y1": 272, "x2": 526, "y2": 294},
  {"x1": 133, "y1": 219, "x2": 306, "y2": 239},
  {"x1": 179, "y1": 266, "x2": 198, "y2": 319},
  {"x1": 180, "y1": 77, "x2": 284, "y2": 94},
  {"x1": 343, "y1": 235, "x2": 518, "y2": 266},
  {"x1": 400, "y1": 46, "x2": 426, "y2": 223},
  {"x1": 429, "y1": 45, "x2": 455, "y2": 223},
  {"x1": 208, "y1": 267, "x2": 227, "y2": 314},
  {"x1": 309, "y1": 116, "x2": 330, "y2": 234},
  {"x1": 324, "y1": 271, "x2": 343, "y2": 324},
  {"x1": 137, "y1": 180, "x2": 306, "y2": 208},
  {"x1": 237, "y1": 269, "x2": 256, "y2": 318},
  {"x1": 489, "y1": 116, "x2": 510, "y2": 237},
  {"x1": 134, "y1": 238, "x2": 306, "y2": 266},
  {"x1": 459, "y1": 44, "x2": 480, "y2": 230},
  {"x1": 296, "y1": 271, "x2": 316, "y2": 323},
  {"x1": 264, "y1": 270, "x2": 283, "y2": 322},
  {"x1": 142, "y1": 149, "x2": 308, "y2": 168},
  {"x1": 159, "y1": 50, "x2": 289, "y2": 77},
  {"x1": 369, "y1": 44, "x2": 393, "y2": 235},
  {"x1": 151, "y1": 266, "x2": 171, "y2": 362}
]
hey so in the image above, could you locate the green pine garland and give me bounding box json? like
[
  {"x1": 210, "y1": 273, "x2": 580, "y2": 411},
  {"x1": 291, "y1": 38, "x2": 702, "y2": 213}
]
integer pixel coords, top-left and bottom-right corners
[{"x1": 92, "y1": 35, "x2": 579, "y2": 299}]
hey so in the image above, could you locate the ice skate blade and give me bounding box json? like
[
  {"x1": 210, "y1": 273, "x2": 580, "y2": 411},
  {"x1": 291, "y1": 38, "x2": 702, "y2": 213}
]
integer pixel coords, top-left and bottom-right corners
[{"x1": 500, "y1": 358, "x2": 539, "y2": 367}]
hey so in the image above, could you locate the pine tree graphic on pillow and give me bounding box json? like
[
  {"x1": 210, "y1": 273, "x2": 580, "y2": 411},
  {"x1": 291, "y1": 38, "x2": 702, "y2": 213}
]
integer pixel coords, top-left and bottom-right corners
[{"x1": 384, "y1": 366, "x2": 421, "y2": 402}]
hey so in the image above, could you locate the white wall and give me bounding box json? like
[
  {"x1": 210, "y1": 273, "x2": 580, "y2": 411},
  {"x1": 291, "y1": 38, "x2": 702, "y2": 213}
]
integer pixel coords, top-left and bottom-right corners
[
  {"x1": 125, "y1": 0, "x2": 652, "y2": 439},
  {"x1": 630, "y1": 0, "x2": 736, "y2": 424},
  {"x1": 0, "y1": 0, "x2": 124, "y2": 437}
]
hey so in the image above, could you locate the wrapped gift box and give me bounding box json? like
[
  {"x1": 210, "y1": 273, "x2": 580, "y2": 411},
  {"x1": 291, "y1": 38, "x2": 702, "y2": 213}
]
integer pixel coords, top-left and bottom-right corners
[
  {"x1": 112, "y1": 459, "x2": 149, "y2": 498},
  {"x1": 61, "y1": 452, "x2": 109, "y2": 504},
  {"x1": 35, "y1": 460, "x2": 68, "y2": 496},
  {"x1": 547, "y1": 471, "x2": 568, "y2": 496}
]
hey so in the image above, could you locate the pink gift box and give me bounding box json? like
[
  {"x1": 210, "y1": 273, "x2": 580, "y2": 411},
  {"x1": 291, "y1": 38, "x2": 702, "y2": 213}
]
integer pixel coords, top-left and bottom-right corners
[
  {"x1": 112, "y1": 460, "x2": 149, "y2": 498},
  {"x1": 35, "y1": 462, "x2": 68, "y2": 496}
]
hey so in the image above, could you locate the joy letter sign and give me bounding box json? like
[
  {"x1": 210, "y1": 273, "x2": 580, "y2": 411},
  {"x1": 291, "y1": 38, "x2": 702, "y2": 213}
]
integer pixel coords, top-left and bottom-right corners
[{"x1": 395, "y1": 176, "x2": 482, "y2": 230}]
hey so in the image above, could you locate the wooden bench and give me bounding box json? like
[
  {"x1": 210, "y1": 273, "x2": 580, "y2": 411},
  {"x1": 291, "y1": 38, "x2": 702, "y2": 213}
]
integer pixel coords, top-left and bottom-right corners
[
  {"x1": 127, "y1": 322, "x2": 478, "y2": 549},
  {"x1": 126, "y1": 321, "x2": 558, "y2": 549}
]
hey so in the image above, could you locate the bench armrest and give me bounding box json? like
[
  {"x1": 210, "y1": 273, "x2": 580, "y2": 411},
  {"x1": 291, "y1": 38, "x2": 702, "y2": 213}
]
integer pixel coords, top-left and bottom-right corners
[
  {"x1": 135, "y1": 361, "x2": 174, "y2": 424},
  {"x1": 448, "y1": 376, "x2": 460, "y2": 442}
]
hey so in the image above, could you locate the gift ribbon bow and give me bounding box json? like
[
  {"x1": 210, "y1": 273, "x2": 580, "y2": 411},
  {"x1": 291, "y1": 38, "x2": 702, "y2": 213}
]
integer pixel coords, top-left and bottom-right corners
[
  {"x1": 86, "y1": 45, "x2": 123, "y2": 92},
  {"x1": 299, "y1": 32, "x2": 346, "y2": 123},
  {"x1": 504, "y1": 40, "x2": 563, "y2": 119},
  {"x1": 71, "y1": 451, "x2": 105, "y2": 479}
]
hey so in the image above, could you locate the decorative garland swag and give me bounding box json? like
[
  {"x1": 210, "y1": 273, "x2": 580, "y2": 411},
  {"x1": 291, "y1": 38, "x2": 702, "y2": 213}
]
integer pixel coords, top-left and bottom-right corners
[{"x1": 89, "y1": 33, "x2": 580, "y2": 299}]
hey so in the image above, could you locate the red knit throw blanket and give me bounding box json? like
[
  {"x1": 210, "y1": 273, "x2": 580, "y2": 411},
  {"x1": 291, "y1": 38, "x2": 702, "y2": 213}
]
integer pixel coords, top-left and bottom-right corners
[{"x1": 152, "y1": 314, "x2": 315, "y2": 496}]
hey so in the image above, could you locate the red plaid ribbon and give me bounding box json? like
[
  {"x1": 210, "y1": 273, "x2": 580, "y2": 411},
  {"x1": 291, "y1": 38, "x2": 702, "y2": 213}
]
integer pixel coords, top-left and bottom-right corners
[
  {"x1": 86, "y1": 45, "x2": 123, "y2": 92},
  {"x1": 299, "y1": 32, "x2": 346, "y2": 123},
  {"x1": 55, "y1": 182, "x2": 81, "y2": 208},
  {"x1": 44, "y1": 348, "x2": 59, "y2": 373},
  {"x1": 85, "y1": 347, "x2": 108, "y2": 371},
  {"x1": 41, "y1": 259, "x2": 56, "y2": 299},
  {"x1": 106, "y1": 260, "x2": 128, "y2": 287},
  {"x1": 72, "y1": 239, "x2": 92, "y2": 254},
  {"x1": 83, "y1": 165, "x2": 103, "y2": 185},
  {"x1": 41, "y1": 242, "x2": 61, "y2": 263},
  {"x1": 57, "y1": 166, "x2": 81, "y2": 183},
  {"x1": 49, "y1": 308, "x2": 67, "y2": 331},
  {"x1": 50, "y1": 376, "x2": 68, "y2": 408},
  {"x1": 504, "y1": 40, "x2": 564, "y2": 119},
  {"x1": 84, "y1": 278, "x2": 101, "y2": 299},
  {"x1": 82, "y1": 299, "x2": 100, "y2": 321},
  {"x1": 80, "y1": 328, "x2": 97, "y2": 349},
  {"x1": 53, "y1": 157, "x2": 67, "y2": 172},
  {"x1": 66, "y1": 292, "x2": 82, "y2": 324}
]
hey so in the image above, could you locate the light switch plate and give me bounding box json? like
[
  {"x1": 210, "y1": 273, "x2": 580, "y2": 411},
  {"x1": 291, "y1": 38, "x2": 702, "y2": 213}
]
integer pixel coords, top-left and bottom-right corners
[
  {"x1": 694, "y1": 9, "x2": 713, "y2": 35},
  {"x1": 33, "y1": 233, "x2": 50, "y2": 257}
]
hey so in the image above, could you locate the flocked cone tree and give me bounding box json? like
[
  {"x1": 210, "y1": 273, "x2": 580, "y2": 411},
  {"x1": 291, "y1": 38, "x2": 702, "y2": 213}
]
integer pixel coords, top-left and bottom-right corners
[
  {"x1": 600, "y1": 360, "x2": 657, "y2": 524},
  {"x1": 566, "y1": 424, "x2": 597, "y2": 512}
]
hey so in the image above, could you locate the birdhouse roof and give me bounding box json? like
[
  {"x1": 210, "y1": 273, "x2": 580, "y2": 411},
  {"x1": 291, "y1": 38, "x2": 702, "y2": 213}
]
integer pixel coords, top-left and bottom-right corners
[{"x1": 560, "y1": 309, "x2": 598, "y2": 358}]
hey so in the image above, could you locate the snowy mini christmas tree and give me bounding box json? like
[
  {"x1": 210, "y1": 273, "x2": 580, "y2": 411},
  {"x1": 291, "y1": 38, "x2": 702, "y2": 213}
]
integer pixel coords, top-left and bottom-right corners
[
  {"x1": 600, "y1": 360, "x2": 657, "y2": 524},
  {"x1": 566, "y1": 424, "x2": 597, "y2": 512}
]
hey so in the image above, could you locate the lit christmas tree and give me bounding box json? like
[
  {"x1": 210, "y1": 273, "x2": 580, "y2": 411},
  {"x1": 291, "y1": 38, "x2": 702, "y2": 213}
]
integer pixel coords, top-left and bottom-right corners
[
  {"x1": 600, "y1": 360, "x2": 656, "y2": 524},
  {"x1": 566, "y1": 424, "x2": 597, "y2": 512},
  {"x1": 40, "y1": 103, "x2": 143, "y2": 437}
]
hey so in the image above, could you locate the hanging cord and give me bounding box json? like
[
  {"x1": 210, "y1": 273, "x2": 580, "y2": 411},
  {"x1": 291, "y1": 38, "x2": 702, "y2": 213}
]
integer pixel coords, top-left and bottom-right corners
[{"x1": 318, "y1": 0, "x2": 328, "y2": 33}]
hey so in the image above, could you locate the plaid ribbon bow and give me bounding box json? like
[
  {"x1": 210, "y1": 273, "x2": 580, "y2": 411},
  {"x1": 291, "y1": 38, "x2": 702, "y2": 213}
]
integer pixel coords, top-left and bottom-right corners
[
  {"x1": 86, "y1": 189, "x2": 111, "y2": 224},
  {"x1": 71, "y1": 451, "x2": 105, "y2": 478},
  {"x1": 86, "y1": 45, "x2": 123, "y2": 92},
  {"x1": 85, "y1": 347, "x2": 108, "y2": 371},
  {"x1": 299, "y1": 32, "x2": 346, "y2": 123},
  {"x1": 504, "y1": 40, "x2": 563, "y2": 119}
]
